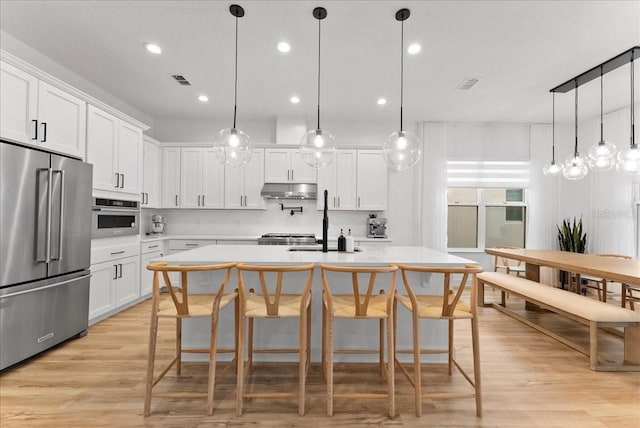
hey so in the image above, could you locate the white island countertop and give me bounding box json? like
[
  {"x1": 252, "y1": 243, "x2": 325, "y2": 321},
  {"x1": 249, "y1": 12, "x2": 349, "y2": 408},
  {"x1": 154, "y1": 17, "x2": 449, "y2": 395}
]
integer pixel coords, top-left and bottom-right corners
[{"x1": 153, "y1": 244, "x2": 473, "y2": 267}]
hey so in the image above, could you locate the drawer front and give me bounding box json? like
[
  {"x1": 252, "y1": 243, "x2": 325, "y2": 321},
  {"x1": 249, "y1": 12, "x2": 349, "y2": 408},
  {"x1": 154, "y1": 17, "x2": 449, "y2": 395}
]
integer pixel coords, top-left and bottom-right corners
[
  {"x1": 91, "y1": 242, "x2": 139, "y2": 264},
  {"x1": 216, "y1": 240, "x2": 257, "y2": 245},
  {"x1": 168, "y1": 239, "x2": 216, "y2": 251},
  {"x1": 141, "y1": 241, "x2": 164, "y2": 254}
]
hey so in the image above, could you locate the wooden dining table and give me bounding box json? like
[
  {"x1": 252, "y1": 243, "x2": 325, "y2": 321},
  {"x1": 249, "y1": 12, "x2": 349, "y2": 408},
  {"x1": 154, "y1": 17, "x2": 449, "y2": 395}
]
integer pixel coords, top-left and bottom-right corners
[{"x1": 485, "y1": 247, "x2": 640, "y2": 303}]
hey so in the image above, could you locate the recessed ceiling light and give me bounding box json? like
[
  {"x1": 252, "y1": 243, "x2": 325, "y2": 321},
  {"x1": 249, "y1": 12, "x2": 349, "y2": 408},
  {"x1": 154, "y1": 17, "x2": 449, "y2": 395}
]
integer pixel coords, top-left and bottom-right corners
[
  {"x1": 277, "y1": 42, "x2": 291, "y2": 53},
  {"x1": 377, "y1": 98, "x2": 387, "y2": 105},
  {"x1": 144, "y1": 42, "x2": 162, "y2": 54},
  {"x1": 290, "y1": 96, "x2": 300, "y2": 104},
  {"x1": 407, "y1": 43, "x2": 421, "y2": 55},
  {"x1": 198, "y1": 95, "x2": 209, "y2": 102}
]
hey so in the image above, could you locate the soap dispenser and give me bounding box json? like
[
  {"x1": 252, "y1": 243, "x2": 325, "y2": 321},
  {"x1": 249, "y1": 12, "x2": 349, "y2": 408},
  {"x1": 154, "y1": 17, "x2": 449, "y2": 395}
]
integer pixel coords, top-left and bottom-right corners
[
  {"x1": 345, "y1": 229, "x2": 355, "y2": 252},
  {"x1": 337, "y1": 229, "x2": 346, "y2": 252}
]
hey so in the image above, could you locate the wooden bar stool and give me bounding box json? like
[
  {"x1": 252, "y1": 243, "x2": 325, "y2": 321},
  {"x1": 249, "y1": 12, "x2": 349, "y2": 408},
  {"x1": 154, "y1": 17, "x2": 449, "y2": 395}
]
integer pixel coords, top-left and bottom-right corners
[
  {"x1": 144, "y1": 261, "x2": 238, "y2": 416},
  {"x1": 394, "y1": 263, "x2": 484, "y2": 417},
  {"x1": 235, "y1": 263, "x2": 315, "y2": 416},
  {"x1": 320, "y1": 263, "x2": 398, "y2": 417}
]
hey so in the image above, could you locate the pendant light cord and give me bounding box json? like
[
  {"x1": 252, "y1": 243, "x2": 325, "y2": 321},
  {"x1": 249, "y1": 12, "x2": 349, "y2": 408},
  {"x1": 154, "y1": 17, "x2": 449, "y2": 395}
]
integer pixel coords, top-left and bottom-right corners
[
  {"x1": 233, "y1": 14, "x2": 239, "y2": 129},
  {"x1": 600, "y1": 66, "x2": 604, "y2": 141},
  {"x1": 552, "y1": 92, "x2": 556, "y2": 163},
  {"x1": 317, "y1": 16, "x2": 321, "y2": 130},
  {"x1": 574, "y1": 80, "x2": 579, "y2": 156},
  {"x1": 400, "y1": 18, "x2": 404, "y2": 131},
  {"x1": 632, "y1": 51, "x2": 635, "y2": 148}
]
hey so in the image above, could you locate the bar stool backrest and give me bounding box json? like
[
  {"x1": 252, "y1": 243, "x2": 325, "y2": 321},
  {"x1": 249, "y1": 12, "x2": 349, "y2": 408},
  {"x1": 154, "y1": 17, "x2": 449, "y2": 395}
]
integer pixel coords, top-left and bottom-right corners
[
  {"x1": 320, "y1": 264, "x2": 398, "y2": 317},
  {"x1": 146, "y1": 262, "x2": 237, "y2": 316}
]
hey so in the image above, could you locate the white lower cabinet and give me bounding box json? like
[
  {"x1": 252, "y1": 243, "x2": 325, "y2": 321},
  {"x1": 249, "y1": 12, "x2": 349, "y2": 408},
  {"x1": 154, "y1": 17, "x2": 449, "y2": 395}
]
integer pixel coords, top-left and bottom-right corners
[
  {"x1": 89, "y1": 241, "x2": 140, "y2": 324},
  {"x1": 140, "y1": 241, "x2": 165, "y2": 297}
]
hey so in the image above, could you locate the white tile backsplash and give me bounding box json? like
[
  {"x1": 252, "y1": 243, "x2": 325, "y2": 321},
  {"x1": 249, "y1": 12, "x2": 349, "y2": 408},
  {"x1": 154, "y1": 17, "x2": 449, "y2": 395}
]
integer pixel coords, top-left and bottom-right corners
[{"x1": 143, "y1": 199, "x2": 381, "y2": 239}]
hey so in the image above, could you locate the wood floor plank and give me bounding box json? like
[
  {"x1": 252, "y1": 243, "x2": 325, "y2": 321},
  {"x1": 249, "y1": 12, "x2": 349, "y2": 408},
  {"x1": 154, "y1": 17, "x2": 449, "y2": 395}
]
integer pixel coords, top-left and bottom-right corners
[{"x1": 1, "y1": 290, "x2": 639, "y2": 427}]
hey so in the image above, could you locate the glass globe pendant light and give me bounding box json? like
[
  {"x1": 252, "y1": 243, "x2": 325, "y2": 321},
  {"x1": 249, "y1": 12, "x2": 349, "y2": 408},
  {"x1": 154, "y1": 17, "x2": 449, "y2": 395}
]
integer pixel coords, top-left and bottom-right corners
[
  {"x1": 562, "y1": 81, "x2": 588, "y2": 180},
  {"x1": 616, "y1": 50, "x2": 640, "y2": 175},
  {"x1": 587, "y1": 66, "x2": 617, "y2": 171},
  {"x1": 300, "y1": 7, "x2": 336, "y2": 169},
  {"x1": 543, "y1": 92, "x2": 563, "y2": 176},
  {"x1": 213, "y1": 4, "x2": 252, "y2": 167},
  {"x1": 382, "y1": 8, "x2": 422, "y2": 171}
]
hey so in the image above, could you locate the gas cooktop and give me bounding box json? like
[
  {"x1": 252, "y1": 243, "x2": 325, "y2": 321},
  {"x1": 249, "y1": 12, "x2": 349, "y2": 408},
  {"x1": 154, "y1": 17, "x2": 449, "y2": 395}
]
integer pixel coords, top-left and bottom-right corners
[{"x1": 257, "y1": 233, "x2": 317, "y2": 245}]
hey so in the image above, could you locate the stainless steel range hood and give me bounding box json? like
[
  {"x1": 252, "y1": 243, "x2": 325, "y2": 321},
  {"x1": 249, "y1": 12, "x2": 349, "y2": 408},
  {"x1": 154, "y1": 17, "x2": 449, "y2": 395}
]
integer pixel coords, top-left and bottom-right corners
[{"x1": 260, "y1": 183, "x2": 317, "y2": 200}]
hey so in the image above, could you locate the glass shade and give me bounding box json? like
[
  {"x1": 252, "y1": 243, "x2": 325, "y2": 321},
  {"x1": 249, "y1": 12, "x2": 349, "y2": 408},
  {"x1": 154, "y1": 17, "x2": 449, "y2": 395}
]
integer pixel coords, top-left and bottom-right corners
[
  {"x1": 213, "y1": 128, "x2": 252, "y2": 167},
  {"x1": 300, "y1": 128, "x2": 337, "y2": 168},
  {"x1": 616, "y1": 145, "x2": 640, "y2": 175},
  {"x1": 562, "y1": 153, "x2": 588, "y2": 180},
  {"x1": 587, "y1": 155, "x2": 616, "y2": 171},
  {"x1": 382, "y1": 130, "x2": 422, "y2": 171},
  {"x1": 588, "y1": 140, "x2": 617, "y2": 161},
  {"x1": 542, "y1": 161, "x2": 563, "y2": 176}
]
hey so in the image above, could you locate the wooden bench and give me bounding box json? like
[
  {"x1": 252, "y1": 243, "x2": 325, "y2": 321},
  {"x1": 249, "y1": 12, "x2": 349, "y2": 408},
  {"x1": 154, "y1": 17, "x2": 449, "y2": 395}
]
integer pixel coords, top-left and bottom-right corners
[{"x1": 477, "y1": 271, "x2": 640, "y2": 372}]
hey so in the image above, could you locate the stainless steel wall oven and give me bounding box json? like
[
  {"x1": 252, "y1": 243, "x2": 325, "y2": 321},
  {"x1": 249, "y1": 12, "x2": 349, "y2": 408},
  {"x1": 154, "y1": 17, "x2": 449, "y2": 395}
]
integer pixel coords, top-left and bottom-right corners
[{"x1": 91, "y1": 198, "x2": 140, "y2": 238}]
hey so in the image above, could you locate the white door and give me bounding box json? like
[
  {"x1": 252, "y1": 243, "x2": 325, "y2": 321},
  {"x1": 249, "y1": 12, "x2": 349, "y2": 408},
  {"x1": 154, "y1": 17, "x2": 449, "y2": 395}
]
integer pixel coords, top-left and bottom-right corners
[
  {"x1": 264, "y1": 148, "x2": 290, "y2": 182},
  {"x1": 116, "y1": 256, "x2": 140, "y2": 306},
  {"x1": 142, "y1": 141, "x2": 161, "y2": 207},
  {"x1": 117, "y1": 122, "x2": 142, "y2": 196},
  {"x1": 180, "y1": 148, "x2": 204, "y2": 208},
  {"x1": 356, "y1": 150, "x2": 387, "y2": 210},
  {"x1": 37, "y1": 81, "x2": 86, "y2": 158},
  {"x1": 202, "y1": 149, "x2": 225, "y2": 208},
  {"x1": 335, "y1": 149, "x2": 357, "y2": 210},
  {"x1": 87, "y1": 106, "x2": 118, "y2": 191},
  {"x1": 89, "y1": 261, "x2": 117, "y2": 321},
  {"x1": 162, "y1": 148, "x2": 181, "y2": 208},
  {"x1": 0, "y1": 61, "x2": 38, "y2": 144},
  {"x1": 291, "y1": 149, "x2": 317, "y2": 183},
  {"x1": 243, "y1": 149, "x2": 265, "y2": 209}
]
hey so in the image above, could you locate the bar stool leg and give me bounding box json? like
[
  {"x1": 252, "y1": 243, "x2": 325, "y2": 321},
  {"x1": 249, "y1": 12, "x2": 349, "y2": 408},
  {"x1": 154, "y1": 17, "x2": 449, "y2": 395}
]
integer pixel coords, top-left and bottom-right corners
[
  {"x1": 326, "y1": 312, "x2": 334, "y2": 417},
  {"x1": 236, "y1": 313, "x2": 245, "y2": 416},
  {"x1": 247, "y1": 317, "x2": 254, "y2": 373},
  {"x1": 144, "y1": 311, "x2": 159, "y2": 416},
  {"x1": 471, "y1": 316, "x2": 482, "y2": 417},
  {"x1": 207, "y1": 310, "x2": 220, "y2": 415},
  {"x1": 321, "y1": 296, "x2": 327, "y2": 380},
  {"x1": 448, "y1": 319, "x2": 454, "y2": 376},
  {"x1": 176, "y1": 318, "x2": 182, "y2": 375},
  {"x1": 379, "y1": 318, "x2": 385, "y2": 376},
  {"x1": 299, "y1": 307, "x2": 307, "y2": 416},
  {"x1": 387, "y1": 309, "x2": 395, "y2": 418},
  {"x1": 413, "y1": 312, "x2": 422, "y2": 416}
]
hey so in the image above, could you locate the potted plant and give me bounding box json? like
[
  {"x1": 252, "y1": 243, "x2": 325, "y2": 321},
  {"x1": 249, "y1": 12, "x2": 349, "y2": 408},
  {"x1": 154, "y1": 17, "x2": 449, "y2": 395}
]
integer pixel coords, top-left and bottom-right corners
[{"x1": 556, "y1": 217, "x2": 587, "y2": 289}]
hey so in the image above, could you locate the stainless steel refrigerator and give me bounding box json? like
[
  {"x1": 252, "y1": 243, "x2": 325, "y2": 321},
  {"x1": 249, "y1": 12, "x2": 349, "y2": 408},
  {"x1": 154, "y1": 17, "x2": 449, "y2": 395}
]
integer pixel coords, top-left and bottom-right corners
[{"x1": 0, "y1": 141, "x2": 93, "y2": 370}]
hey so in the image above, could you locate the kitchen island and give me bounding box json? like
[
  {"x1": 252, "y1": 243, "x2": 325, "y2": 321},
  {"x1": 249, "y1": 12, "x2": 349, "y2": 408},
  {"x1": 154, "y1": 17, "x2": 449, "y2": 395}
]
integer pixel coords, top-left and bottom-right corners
[{"x1": 152, "y1": 245, "x2": 475, "y2": 363}]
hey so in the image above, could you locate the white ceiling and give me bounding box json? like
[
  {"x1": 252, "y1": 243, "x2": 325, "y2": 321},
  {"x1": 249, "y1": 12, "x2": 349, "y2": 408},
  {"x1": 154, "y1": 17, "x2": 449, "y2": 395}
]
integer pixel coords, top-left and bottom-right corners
[{"x1": 1, "y1": 0, "x2": 639, "y2": 125}]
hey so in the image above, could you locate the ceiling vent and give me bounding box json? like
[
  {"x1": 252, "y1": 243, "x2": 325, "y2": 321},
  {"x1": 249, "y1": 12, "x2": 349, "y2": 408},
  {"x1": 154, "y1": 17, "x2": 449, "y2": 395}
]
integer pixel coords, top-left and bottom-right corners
[
  {"x1": 171, "y1": 75, "x2": 191, "y2": 86},
  {"x1": 456, "y1": 77, "x2": 480, "y2": 91}
]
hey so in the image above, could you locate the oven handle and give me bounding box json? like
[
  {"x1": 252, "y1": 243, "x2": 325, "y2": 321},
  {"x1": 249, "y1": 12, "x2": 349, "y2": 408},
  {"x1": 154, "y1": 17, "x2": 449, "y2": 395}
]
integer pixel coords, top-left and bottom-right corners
[
  {"x1": 0, "y1": 274, "x2": 92, "y2": 299},
  {"x1": 92, "y1": 208, "x2": 140, "y2": 213}
]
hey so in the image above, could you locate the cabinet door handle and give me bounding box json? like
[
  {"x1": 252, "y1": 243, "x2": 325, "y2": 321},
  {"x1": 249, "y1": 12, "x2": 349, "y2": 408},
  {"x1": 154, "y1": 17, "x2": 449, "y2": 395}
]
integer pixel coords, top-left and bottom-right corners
[
  {"x1": 185, "y1": 243, "x2": 198, "y2": 247},
  {"x1": 120, "y1": 173, "x2": 125, "y2": 188},
  {"x1": 32, "y1": 120, "x2": 38, "y2": 140},
  {"x1": 291, "y1": 169, "x2": 294, "y2": 181},
  {"x1": 175, "y1": 195, "x2": 179, "y2": 206},
  {"x1": 197, "y1": 195, "x2": 201, "y2": 206},
  {"x1": 358, "y1": 197, "x2": 361, "y2": 208},
  {"x1": 333, "y1": 196, "x2": 336, "y2": 208},
  {"x1": 113, "y1": 264, "x2": 118, "y2": 280},
  {"x1": 41, "y1": 122, "x2": 47, "y2": 142},
  {"x1": 141, "y1": 192, "x2": 145, "y2": 204},
  {"x1": 115, "y1": 173, "x2": 120, "y2": 188},
  {"x1": 240, "y1": 195, "x2": 243, "y2": 206},
  {"x1": 118, "y1": 263, "x2": 123, "y2": 279},
  {"x1": 146, "y1": 193, "x2": 149, "y2": 204},
  {"x1": 110, "y1": 250, "x2": 125, "y2": 255},
  {"x1": 202, "y1": 195, "x2": 205, "y2": 205},
  {"x1": 338, "y1": 196, "x2": 340, "y2": 208},
  {"x1": 148, "y1": 245, "x2": 159, "y2": 249}
]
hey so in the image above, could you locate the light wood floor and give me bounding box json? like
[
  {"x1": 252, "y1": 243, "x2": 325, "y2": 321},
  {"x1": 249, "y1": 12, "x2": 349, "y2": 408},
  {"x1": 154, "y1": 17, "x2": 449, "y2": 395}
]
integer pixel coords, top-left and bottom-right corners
[{"x1": 1, "y1": 291, "x2": 639, "y2": 427}]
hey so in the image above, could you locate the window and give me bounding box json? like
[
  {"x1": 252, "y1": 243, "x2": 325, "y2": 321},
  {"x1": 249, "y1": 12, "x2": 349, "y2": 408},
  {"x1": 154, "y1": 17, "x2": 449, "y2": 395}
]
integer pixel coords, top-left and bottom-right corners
[{"x1": 447, "y1": 187, "x2": 527, "y2": 250}]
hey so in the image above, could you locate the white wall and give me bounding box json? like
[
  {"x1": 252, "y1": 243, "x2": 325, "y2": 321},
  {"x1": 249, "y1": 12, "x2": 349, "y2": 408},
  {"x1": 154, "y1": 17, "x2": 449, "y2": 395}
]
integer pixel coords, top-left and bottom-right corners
[{"x1": 0, "y1": 30, "x2": 154, "y2": 129}]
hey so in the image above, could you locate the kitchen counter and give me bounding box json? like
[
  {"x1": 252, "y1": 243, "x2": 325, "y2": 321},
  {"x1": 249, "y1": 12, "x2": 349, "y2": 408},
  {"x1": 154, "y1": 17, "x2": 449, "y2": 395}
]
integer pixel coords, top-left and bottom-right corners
[
  {"x1": 154, "y1": 244, "x2": 466, "y2": 266},
  {"x1": 141, "y1": 234, "x2": 392, "y2": 243},
  {"x1": 150, "y1": 245, "x2": 474, "y2": 364}
]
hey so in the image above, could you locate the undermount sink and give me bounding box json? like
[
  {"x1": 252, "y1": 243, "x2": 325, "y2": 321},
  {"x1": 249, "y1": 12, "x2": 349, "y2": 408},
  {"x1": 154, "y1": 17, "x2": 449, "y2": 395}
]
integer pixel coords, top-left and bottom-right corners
[{"x1": 288, "y1": 246, "x2": 362, "y2": 252}]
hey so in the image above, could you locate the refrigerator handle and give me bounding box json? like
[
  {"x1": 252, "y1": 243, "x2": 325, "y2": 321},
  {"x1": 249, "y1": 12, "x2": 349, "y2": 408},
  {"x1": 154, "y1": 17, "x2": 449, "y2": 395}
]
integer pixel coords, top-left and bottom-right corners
[
  {"x1": 51, "y1": 169, "x2": 65, "y2": 261},
  {"x1": 45, "y1": 168, "x2": 53, "y2": 263},
  {"x1": 35, "y1": 168, "x2": 50, "y2": 263}
]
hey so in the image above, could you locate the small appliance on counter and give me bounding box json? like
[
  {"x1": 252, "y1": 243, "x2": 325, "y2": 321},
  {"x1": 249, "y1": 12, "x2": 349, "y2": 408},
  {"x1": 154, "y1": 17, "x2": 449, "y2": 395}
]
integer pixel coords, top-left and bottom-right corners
[
  {"x1": 151, "y1": 214, "x2": 166, "y2": 234},
  {"x1": 367, "y1": 214, "x2": 388, "y2": 238}
]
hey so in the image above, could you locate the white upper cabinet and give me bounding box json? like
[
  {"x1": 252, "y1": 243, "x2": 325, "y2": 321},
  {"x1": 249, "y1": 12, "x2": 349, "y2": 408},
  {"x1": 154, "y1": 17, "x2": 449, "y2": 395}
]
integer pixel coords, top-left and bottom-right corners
[
  {"x1": 87, "y1": 105, "x2": 142, "y2": 198},
  {"x1": 317, "y1": 149, "x2": 386, "y2": 211},
  {"x1": 142, "y1": 137, "x2": 162, "y2": 208},
  {"x1": 225, "y1": 148, "x2": 265, "y2": 209},
  {"x1": 162, "y1": 147, "x2": 181, "y2": 208},
  {"x1": 265, "y1": 148, "x2": 316, "y2": 183},
  {"x1": 356, "y1": 150, "x2": 388, "y2": 210},
  {"x1": 179, "y1": 148, "x2": 225, "y2": 209},
  {"x1": 1, "y1": 60, "x2": 86, "y2": 158}
]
